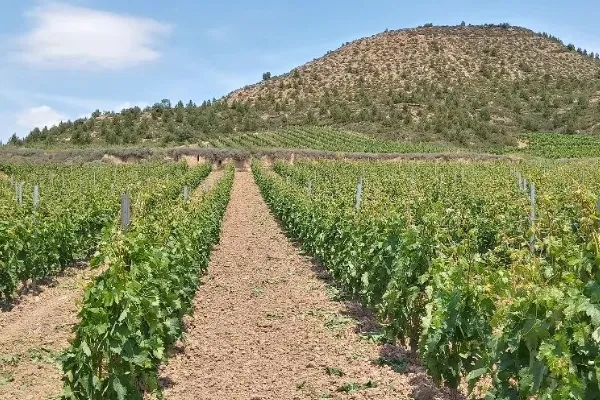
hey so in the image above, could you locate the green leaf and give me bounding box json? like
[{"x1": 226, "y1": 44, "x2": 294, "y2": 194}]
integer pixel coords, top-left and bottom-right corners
[
  {"x1": 153, "y1": 346, "x2": 164, "y2": 360},
  {"x1": 466, "y1": 367, "x2": 487, "y2": 382},
  {"x1": 81, "y1": 341, "x2": 91, "y2": 357},
  {"x1": 112, "y1": 377, "x2": 127, "y2": 400},
  {"x1": 592, "y1": 327, "x2": 600, "y2": 343}
]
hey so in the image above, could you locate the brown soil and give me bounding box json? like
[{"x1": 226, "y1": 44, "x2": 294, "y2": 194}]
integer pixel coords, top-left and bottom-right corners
[
  {"x1": 191, "y1": 170, "x2": 225, "y2": 201},
  {"x1": 203, "y1": 170, "x2": 225, "y2": 189},
  {"x1": 259, "y1": 156, "x2": 274, "y2": 168},
  {"x1": 0, "y1": 267, "x2": 100, "y2": 400},
  {"x1": 101, "y1": 154, "x2": 126, "y2": 164},
  {"x1": 158, "y1": 172, "x2": 460, "y2": 400},
  {"x1": 182, "y1": 155, "x2": 207, "y2": 167}
]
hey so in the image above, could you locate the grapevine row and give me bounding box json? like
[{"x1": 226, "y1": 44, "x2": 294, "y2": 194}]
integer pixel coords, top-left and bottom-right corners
[
  {"x1": 254, "y1": 159, "x2": 600, "y2": 399},
  {"x1": 61, "y1": 166, "x2": 234, "y2": 399}
]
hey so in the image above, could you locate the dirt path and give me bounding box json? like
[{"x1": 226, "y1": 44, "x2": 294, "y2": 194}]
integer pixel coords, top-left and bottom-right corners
[
  {"x1": 159, "y1": 172, "x2": 457, "y2": 400},
  {"x1": 191, "y1": 169, "x2": 224, "y2": 200},
  {"x1": 0, "y1": 267, "x2": 99, "y2": 400}
]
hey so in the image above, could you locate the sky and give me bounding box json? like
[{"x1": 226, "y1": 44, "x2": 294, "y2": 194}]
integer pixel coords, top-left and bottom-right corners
[{"x1": 0, "y1": 0, "x2": 599, "y2": 142}]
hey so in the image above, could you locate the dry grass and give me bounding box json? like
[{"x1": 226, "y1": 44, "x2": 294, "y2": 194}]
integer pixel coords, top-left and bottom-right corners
[{"x1": 230, "y1": 26, "x2": 600, "y2": 104}]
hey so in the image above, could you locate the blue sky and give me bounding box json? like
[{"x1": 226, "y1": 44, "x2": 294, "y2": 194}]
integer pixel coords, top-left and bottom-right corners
[{"x1": 0, "y1": 0, "x2": 599, "y2": 142}]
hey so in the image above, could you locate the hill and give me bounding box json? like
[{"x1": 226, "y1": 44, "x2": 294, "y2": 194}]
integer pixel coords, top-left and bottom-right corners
[{"x1": 7, "y1": 23, "x2": 600, "y2": 150}]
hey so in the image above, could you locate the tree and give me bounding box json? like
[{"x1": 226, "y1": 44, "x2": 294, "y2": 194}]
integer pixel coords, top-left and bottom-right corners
[
  {"x1": 262, "y1": 72, "x2": 272, "y2": 81},
  {"x1": 111, "y1": 117, "x2": 123, "y2": 141},
  {"x1": 30, "y1": 127, "x2": 42, "y2": 140},
  {"x1": 479, "y1": 107, "x2": 491, "y2": 121},
  {"x1": 138, "y1": 118, "x2": 151, "y2": 139},
  {"x1": 175, "y1": 125, "x2": 194, "y2": 142},
  {"x1": 175, "y1": 107, "x2": 184, "y2": 123},
  {"x1": 460, "y1": 21, "x2": 466, "y2": 27},
  {"x1": 8, "y1": 133, "x2": 21, "y2": 146},
  {"x1": 105, "y1": 129, "x2": 121, "y2": 145},
  {"x1": 161, "y1": 99, "x2": 172, "y2": 109},
  {"x1": 71, "y1": 128, "x2": 92, "y2": 145},
  {"x1": 122, "y1": 127, "x2": 139, "y2": 144}
]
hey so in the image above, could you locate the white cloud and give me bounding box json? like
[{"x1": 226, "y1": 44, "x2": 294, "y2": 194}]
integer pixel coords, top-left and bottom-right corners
[
  {"x1": 16, "y1": 3, "x2": 172, "y2": 70},
  {"x1": 16, "y1": 105, "x2": 67, "y2": 130}
]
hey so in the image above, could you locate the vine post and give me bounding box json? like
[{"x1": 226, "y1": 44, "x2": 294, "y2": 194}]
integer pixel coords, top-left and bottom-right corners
[
  {"x1": 33, "y1": 185, "x2": 39, "y2": 208},
  {"x1": 529, "y1": 183, "x2": 536, "y2": 253},
  {"x1": 121, "y1": 193, "x2": 131, "y2": 232},
  {"x1": 355, "y1": 173, "x2": 363, "y2": 210}
]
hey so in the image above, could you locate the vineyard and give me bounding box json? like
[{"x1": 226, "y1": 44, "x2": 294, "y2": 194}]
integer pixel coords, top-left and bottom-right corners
[
  {"x1": 254, "y1": 159, "x2": 600, "y2": 399},
  {"x1": 62, "y1": 165, "x2": 233, "y2": 399},
  {"x1": 0, "y1": 162, "x2": 231, "y2": 398},
  {"x1": 4, "y1": 10, "x2": 600, "y2": 400},
  {"x1": 0, "y1": 163, "x2": 211, "y2": 301},
  {"x1": 505, "y1": 132, "x2": 600, "y2": 159},
  {"x1": 203, "y1": 126, "x2": 449, "y2": 154},
  {"x1": 1, "y1": 157, "x2": 600, "y2": 399}
]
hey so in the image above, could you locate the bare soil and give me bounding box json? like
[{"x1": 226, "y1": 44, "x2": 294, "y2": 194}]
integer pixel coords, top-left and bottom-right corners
[
  {"x1": 159, "y1": 172, "x2": 460, "y2": 400},
  {"x1": 182, "y1": 155, "x2": 207, "y2": 167},
  {"x1": 0, "y1": 267, "x2": 100, "y2": 400},
  {"x1": 101, "y1": 154, "x2": 126, "y2": 164},
  {"x1": 203, "y1": 170, "x2": 225, "y2": 190},
  {"x1": 191, "y1": 170, "x2": 225, "y2": 201}
]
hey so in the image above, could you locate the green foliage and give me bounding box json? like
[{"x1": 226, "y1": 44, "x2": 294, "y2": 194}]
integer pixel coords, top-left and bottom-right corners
[
  {"x1": 61, "y1": 166, "x2": 233, "y2": 399},
  {"x1": 501, "y1": 133, "x2": 600, "y2": 158},
  {"x1": 0, "y1": 163, "x2": 205, "y2": 302},
  {"x1": 8, "y1": 134, "x2": 22, "y2": 146},
  {"x1": 325, "y1": 367, "x2": 345, "y2": 376},
  {"x1": 254, "y1": 159, "x2": 600, "y2": 398},
  {"x1": 203, "y1": 126, "x2": 448, "y2": 153}
]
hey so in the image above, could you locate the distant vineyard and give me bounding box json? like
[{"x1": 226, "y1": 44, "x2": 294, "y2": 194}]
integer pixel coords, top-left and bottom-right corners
[
  {"x1": 503, "y1": 132, "x2": 600, "y2": 158},
  {"x1": 204, "y1": 126, "x2": 449, "y2": 154},
  {"x1": 254, "y1": 159, "x2": 600, "y2": 398}
]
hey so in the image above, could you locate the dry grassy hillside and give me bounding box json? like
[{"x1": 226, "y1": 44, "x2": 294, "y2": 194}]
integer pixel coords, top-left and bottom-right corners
[
  {"x1": 231, "y1": 26, "x2": 600, "y2": 102},
  {"x1": 226, "y1": 25, "x2": 600, "y2": 146},
  {"x1": 12, "y1": 24, "x2": 600, "y2": 150}
]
